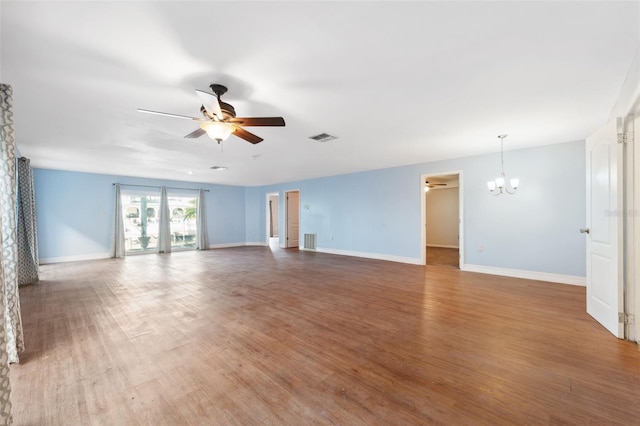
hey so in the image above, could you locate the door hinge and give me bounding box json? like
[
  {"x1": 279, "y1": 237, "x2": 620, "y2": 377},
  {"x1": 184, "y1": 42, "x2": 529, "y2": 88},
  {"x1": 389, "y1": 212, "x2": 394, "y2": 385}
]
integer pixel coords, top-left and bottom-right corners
[
  {"x1": 618, "y1": 312, "x2": 635, "y2": 324},
  {"x1": 617, "y1": 132, "x2": 628, "y2": 144}
]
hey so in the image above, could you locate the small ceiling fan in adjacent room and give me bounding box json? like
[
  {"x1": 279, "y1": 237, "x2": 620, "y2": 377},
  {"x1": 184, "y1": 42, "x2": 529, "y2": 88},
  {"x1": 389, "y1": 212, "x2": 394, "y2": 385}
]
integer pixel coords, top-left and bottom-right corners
[
  {"x1": 424, "y1": 180, "x2": 447, "y2": 192},
  {"x1": 138, "y1": 84, "x2": 285, "y2": 144}
]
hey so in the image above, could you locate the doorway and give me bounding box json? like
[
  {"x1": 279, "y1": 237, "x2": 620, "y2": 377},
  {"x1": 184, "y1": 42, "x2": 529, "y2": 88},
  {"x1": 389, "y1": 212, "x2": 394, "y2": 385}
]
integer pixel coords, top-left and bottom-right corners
[
  {"x1": 421, "y1": 172, "x2": 463, "y2": 268},
  {"x1": 266, "y1": 192, "x2": 280, "y2": 249},
  {"x1": 284, "y1": 190, "x2": 300, "y2": 248}
]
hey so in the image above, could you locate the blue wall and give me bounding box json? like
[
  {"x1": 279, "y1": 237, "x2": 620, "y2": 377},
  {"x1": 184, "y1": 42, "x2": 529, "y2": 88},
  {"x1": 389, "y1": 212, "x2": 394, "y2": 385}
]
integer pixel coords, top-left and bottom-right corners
[
  {"x1": 34, "y1": 169, "x2": 246, "y2": 261},
  {"x1": 254, "y1": 140, "x2": 586, "y2": 277},
  {"x1": 34, "y1": 140, "x2": 586, "y2": 278}
]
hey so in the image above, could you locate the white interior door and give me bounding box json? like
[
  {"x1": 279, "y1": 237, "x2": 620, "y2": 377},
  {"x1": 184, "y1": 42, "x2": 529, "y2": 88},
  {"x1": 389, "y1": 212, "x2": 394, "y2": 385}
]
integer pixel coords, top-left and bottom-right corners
[
  {"x1": 286, "y1": 191, "x2": 299, "y2": 248},
  {"x1": 585, "y1": 119, "x2": 623, "y2": 338}
]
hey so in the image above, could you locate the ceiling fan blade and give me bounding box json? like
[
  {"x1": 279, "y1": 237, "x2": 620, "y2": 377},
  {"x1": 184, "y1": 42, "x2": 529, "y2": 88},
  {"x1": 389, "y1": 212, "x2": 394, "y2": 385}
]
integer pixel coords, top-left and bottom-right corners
[
  {"x1": 195, "y1": 90, "x2": 223, "y2": 120},
  {"x1": 228, "y1": 117, "x2": 285, "y2": 127},
  {"x1": 232, "y1": 127, "x2": 263, "y2": 144},
  {"x1": 137, "y1": 109, "x2": 203, "y2": 121},
  {"x1": 184, "y1": 128, "x2": 206, "y2": 139}
]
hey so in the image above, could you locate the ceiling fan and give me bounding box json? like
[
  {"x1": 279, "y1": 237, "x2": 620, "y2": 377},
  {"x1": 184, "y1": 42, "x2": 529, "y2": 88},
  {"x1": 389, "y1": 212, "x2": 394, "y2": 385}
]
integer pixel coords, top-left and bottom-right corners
[
  {"x1": 138, "y1": 84, "x2": 285, "y2": 144},
  {"x1": 425, "y1": 180, "x2": 447, "y2": 188},
  {"x1": 424, "y1": 180, "x2": 447, "y2": 192}
]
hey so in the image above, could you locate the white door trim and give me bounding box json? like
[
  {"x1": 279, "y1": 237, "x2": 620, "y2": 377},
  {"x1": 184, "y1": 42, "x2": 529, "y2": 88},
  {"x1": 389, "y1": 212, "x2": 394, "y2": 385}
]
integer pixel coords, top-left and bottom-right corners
[
  {"x1": 633, "y1": 110, "x2": 640, "y2": 344},
  {"x1": 421, "y1": 170, "x2": 464, "y2": 267},
  {"x1": 624, "y1": 100, "x2": 639, "y2": 342},
  {"x1": 265, "y1": 192, "x2": 279, "y2": 245}
]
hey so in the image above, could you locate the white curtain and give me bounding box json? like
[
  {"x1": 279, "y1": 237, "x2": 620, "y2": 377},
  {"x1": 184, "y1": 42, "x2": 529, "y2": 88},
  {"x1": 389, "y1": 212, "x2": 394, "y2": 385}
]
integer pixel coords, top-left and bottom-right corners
[
  {"x1": 16, "y1": 157, "x2": 39, "y2": 286},
  {"x1": 157, "y1": 186, "x2": 171, "y2": 253},
  {"x1": 196, "y1": 189, "x2": 208, "y2": 250},
  {"x1": 0, "y1": 84, "x2": 24, "y2": 367},
  {"x1": 0, "y1": 83, "x2": 17, "y2": 423},
  {"x1": 110, "y1": 183, "x2": 125, "y2": 258}
]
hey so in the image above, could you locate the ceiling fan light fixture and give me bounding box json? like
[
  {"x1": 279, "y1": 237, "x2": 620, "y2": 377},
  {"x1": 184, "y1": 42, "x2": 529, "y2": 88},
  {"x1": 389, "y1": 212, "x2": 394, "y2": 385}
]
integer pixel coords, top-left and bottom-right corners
[{"x1": 200, "y1": 121, "x2": 234, "y2": 143}]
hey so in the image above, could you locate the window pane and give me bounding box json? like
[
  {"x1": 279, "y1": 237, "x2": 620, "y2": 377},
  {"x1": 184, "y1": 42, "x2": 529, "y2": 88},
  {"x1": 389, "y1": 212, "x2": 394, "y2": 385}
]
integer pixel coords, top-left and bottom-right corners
[
  {"x1": 168, "y1": 196, "x2": 198, "y2": 249},
  {"x1": 122, "y1": 194, "x2": 159, "y2": 253},
  {"x1": 121, "y1": 192, "x2": 199, "y2": 253}
]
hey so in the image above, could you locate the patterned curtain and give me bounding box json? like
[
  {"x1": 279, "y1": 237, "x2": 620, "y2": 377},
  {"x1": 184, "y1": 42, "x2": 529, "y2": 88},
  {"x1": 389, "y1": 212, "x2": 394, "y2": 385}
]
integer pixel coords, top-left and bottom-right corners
[
  {"x1": 0, "y1": 84, "x2": 24, "y2": 366},
  {"x1": 0, "y1": 232, "x2": 12, "y2": 425},
  {"x1": 110, "y1": 183, "x2": 125, "y2": 258},
  {"x1": 196, "y1": 189, "x2": 208, "y2": 250},
  {"x1": 16, "y1": 157, "x2": 39, "y2": 285},
  {"x1": 0, "y1": 83, "x2": 16, "y2": 423},
  {"x1": 157, "y1": 186, "x2": 171, "y2": 253}
]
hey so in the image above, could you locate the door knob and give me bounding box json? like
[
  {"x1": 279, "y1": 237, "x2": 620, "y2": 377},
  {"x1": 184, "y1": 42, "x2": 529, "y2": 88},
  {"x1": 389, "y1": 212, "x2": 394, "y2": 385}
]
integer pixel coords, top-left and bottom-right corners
[{"x1": 580, "y1": 228, "x2": 590, "y2": 234}]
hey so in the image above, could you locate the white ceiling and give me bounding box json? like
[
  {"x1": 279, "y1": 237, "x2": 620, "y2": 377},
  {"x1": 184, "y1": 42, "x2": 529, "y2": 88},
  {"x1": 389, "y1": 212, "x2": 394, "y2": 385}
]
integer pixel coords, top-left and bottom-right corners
[{"x1": 1, "y1": 1, "x2": 638, "y2": 186}]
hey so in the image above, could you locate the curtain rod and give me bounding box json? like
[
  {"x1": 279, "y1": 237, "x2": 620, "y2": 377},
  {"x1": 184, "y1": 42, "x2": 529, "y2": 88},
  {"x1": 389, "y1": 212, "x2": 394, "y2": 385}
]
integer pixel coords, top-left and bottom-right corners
[{"x1": 112, "y1": 183, "x2": 209, "y2": 192}]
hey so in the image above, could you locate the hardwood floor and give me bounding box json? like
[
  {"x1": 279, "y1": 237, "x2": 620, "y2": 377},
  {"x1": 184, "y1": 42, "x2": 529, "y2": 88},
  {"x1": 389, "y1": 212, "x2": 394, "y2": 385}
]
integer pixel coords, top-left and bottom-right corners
[
  {"x1": 426, "y1": 246, "x2": 459, "y2": 268},
  {"x1": 10, "y1": 248, "x2": 640, "y2": 425}
]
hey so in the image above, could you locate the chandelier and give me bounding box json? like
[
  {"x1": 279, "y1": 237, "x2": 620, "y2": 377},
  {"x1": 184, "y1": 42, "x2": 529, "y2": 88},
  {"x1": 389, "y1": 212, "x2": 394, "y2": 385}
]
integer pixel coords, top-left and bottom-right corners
[{"x1": 487, "y1": 134, "x2": 519, "y2": 195}]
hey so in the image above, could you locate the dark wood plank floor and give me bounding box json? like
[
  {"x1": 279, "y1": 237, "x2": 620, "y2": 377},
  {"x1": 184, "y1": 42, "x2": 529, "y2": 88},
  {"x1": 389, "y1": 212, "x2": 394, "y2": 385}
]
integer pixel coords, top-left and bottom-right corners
[
  {"x1": 10, "y1": 248, "x2": 640, "y2": 425},
  {"x1": 426, "y1": 246, "x2": 459, "y2": 268}
]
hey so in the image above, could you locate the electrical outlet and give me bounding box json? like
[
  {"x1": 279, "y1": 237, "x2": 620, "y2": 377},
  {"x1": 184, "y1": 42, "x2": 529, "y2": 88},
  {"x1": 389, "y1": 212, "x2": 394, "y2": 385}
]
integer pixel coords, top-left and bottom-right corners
[{"x1": 478, "y1": 244, "x2": 484, "y2": 252}]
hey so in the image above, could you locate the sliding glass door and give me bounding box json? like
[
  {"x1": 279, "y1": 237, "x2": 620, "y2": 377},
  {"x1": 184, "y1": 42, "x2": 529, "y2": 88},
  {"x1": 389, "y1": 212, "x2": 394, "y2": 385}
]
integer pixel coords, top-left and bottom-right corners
[
  {"x1": 122, "y1": 190, "x2": 198, "y2": 254},
  {"x1": 168, "y1": 195, "x2": 198, "y2": 249}
]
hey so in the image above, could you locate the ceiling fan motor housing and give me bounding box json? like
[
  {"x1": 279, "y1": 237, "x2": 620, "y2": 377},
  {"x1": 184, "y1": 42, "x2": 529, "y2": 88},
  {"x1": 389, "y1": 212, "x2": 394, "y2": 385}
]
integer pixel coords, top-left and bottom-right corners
[
  {"x1": 219, "y1": 101, "x2": 236, "y2": 119},
  {"x1": 200, "y1": 102, "x2": 236, "y2": 120}
]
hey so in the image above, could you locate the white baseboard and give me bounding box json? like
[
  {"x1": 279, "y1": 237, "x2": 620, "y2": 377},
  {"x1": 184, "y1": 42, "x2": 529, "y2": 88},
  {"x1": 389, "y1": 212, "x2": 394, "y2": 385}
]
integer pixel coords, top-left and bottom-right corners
[
  {"x1": 315, "y1": 247, "x2": 423, "y2": 265},
  {"x1": 39, "y1": 242, "x2": 270, "y2": 263},
  {"x1": 426, "y1": 244, "x2": 459, "y2": 249},
  {"x1": 244, "y1": 241, "x2": 268, "y2": 247},
  {"x1": 461, "y1": 264, "x2": 586, "y2": 286},
  {"x1": 40, "y1": 252, "x2": 111, "y2": 265},
  {"x1": 209, "y1": 242, "x2": 267, "y2": 249}
]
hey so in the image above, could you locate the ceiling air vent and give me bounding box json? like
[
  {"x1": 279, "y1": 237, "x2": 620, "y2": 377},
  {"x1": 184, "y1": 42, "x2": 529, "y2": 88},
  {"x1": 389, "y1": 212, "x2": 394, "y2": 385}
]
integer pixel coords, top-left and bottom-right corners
[
  {"x1": 210, "y1": 166, "x2": 228, "y2": 171},
  {"x1": 308, "y1": 133, "x2": 337, "y2": 143}
]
